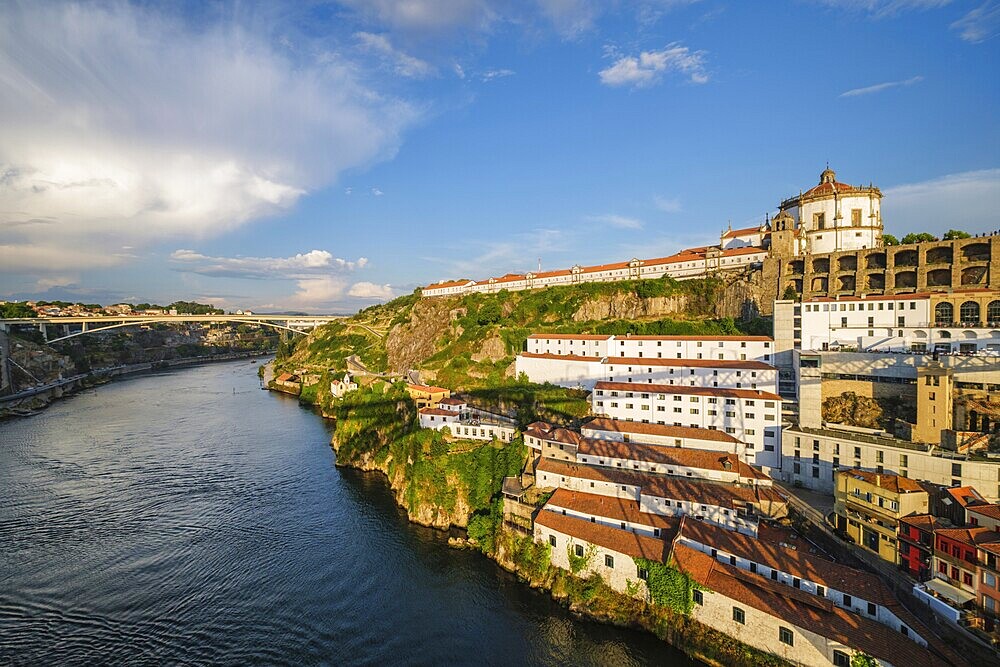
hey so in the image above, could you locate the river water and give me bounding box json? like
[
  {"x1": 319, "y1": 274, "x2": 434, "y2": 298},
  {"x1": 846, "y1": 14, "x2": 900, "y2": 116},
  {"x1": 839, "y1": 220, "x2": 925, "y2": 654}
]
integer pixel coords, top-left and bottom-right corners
[{"x1": 0, "y1": 360, "x2": 694, "y2": 666}]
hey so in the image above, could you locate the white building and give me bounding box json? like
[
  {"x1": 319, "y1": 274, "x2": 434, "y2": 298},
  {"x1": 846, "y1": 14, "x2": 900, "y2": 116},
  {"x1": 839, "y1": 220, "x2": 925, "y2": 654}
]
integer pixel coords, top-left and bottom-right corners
[
  {"x1": 796, "y1": 293, "x2": 1000, "y2": 354},
  {"x1": 330, "y1": 372, "x2": 358, "y2": 398},
  {"x1": 777, "y1": 167, "x2": 883, "y2": 256},
  {"x1": 591, "y1": 382, "x2": 783, "y2": 470},
  {"x1": 721, "y1": 224, "x2": 765, "y2": 250},
  {"x1": 515, "y1": 352, "x2": 778, "y2": 392},
  {"x1": 418, "y1": 406, "x2": 518, "y2": 443},
  {"x1": 523, "y1": 333, "x2": 774, "y2": 361},
  {"x1": 581, "y1": 417, "x2": 751, "y2": 457}
]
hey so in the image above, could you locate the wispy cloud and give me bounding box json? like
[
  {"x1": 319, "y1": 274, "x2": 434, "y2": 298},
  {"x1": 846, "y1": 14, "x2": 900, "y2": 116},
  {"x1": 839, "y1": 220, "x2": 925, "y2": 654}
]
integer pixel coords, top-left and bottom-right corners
[
  {"x1": 653, "y1": 195, "x2": 682, "y2": 213},
  {"x1": 169, "y1": 250, "x2": 367, "y2": 279},
  {"x1": 537, "y1": 0, "x2": 601, "y2": 39},
  {"x1": 371, "y1": 187, "x2": 385, "y2": 196},
  {"x1": 355, "y1": 31, "x2": 436, "y2": 78},
  {"x1": 951, "y1": 2, "x2": 1000, "y2": 43},
  {"x1": 599, "y1": 43, "x2": 708, "y2": 88},
  {"x1": 482, "y1": 68, "x2": 515, "y2": 81},
  {"x1": 813, "y1": 0, "x2": 953, "y2": 18},
  {"x1": 339, "y1": 0, "x2": 496, "y2": 34},
  {"x1": 883, "y1": 168, "x2": 1000, "y2": 236},
  {"x1": 840, "y1": 75, "x2": 924, "y2": 97},
  {"x1": 587, "y1": 214, "x2": 644, "y2": 229}
]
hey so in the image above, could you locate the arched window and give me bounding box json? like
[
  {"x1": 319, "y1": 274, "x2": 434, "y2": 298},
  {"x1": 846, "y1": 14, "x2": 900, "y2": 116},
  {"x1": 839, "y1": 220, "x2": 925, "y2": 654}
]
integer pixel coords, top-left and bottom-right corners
[
  {"x1": 960, "y1": 301, "x2": 980, "y2": 324},
  {"x1": 988, "y1": 301, "x2": 1000, "y2": 324},
  {"x1": 935, "y1": 302, "x2": 954, "y2": 325}
]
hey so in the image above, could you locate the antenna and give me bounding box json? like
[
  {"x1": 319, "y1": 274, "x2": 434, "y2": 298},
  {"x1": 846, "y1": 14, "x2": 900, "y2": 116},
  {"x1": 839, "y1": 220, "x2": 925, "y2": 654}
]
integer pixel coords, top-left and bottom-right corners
[{"x1": 537, "y1": 257, "x2": 541, "y2": 272}]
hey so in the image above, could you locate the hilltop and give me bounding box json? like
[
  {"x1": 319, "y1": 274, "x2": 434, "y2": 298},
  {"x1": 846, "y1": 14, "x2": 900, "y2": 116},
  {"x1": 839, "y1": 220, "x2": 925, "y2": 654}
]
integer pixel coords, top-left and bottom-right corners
[{"x1": 276, "y1": 273, "x2": 770, "y2": 422}]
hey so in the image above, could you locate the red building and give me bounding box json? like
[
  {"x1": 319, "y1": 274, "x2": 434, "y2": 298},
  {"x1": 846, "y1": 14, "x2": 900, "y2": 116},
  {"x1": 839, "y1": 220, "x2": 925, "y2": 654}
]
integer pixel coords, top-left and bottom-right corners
[
  {"x1": 933, "y1": 527, "x2": 1000, "y2": 601},
  {"x1": 898, "y1": 514, "x2": 942, "y2": 581}
]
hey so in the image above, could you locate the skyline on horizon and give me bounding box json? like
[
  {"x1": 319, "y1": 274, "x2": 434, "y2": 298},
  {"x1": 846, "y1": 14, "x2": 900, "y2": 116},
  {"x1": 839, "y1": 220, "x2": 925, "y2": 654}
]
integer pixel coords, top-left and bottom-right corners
[{"x1": 2, "y1": 0, "x2": 999, "y2": 312}]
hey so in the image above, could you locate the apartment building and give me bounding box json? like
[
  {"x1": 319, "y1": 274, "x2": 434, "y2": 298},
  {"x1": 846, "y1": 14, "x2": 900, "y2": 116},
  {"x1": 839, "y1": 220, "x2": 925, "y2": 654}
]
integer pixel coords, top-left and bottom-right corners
[
  {"x1": 780, "y1": 424, "x2": 1000, "y2": 501},
  {"x1": 833, "y1": 469, "x2": 929, "y2": 564},
  {"x1": 591, "y1": 382, "x2": 782, "y2": 470}
]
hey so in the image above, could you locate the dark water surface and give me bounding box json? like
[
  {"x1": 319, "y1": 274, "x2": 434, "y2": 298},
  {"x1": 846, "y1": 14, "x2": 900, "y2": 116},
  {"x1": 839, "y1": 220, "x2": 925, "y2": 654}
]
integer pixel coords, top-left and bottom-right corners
[{"x1": 0, "y1": 361, "x2": 695, "y2": 666}]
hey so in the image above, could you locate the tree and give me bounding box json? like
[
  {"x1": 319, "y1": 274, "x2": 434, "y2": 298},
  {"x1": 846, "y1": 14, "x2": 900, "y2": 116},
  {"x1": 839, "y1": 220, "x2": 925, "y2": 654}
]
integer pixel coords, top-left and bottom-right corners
[
  {"x1": 901, "y1": 232, "x2": 938, "y2": 244},
  {"x1": 881, "y1": 234, "x2": 899, "y2": 246},
  {"x1": 850, "y1": 653, "x2": 879, "y2": 667},
  {"x1": 475, "y1": 301, "x2": 502, "y2": 325},
  {"x1": 782, "y1": 285, "x2": 799, "y2": 301},
  {"x1": 0, "y1": 302, "x2": 37, "y2": 318},
  {"x1": 942, "y1": 229, "x2": 971, "y2": 240}
]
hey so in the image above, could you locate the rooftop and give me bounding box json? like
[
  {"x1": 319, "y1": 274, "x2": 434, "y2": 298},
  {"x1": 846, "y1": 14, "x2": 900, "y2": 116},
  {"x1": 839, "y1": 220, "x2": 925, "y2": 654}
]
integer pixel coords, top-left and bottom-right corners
[
  {"x1": 582, "y1": 417, "x2": 741, "y2": 444},
  {"x1": 594, "y1": 381, "x2": 782, "y2": 401},
  {"x1": 546, "y1": 488, "x2": 683, "y2": 533},
  {"x1": 534, "y1": 509, "x2": 669, "y2": 561},
  {"x1": 840, "y1": 468, "x2": 927, "y2": 494}
]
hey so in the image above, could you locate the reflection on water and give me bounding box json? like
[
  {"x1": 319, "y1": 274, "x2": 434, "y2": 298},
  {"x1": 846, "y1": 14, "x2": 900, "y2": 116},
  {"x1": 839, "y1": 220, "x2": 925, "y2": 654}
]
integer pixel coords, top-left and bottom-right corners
[{"x1": 0, "y1": 361, "x2": 694, "y2": 665}]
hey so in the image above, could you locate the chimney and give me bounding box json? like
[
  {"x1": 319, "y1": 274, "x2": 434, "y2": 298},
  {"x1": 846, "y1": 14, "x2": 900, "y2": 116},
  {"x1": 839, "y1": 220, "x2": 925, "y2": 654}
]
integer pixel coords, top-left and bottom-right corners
[{"x1": 876, "y1": 474, "x2": 881, "y2": 487}]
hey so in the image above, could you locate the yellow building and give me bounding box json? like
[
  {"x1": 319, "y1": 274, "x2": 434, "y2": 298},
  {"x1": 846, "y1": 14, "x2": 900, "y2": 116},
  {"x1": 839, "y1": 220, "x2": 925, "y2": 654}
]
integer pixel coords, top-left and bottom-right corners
[
  {"x1": 913, "y1": 362, "x2": 953, "y2": 445},
  {"x1": 834, "y1": 469, "x2": 928, "y2": 564},
  {"x1": 405, "y1": 383, "x2": 451, "y2": 409}
]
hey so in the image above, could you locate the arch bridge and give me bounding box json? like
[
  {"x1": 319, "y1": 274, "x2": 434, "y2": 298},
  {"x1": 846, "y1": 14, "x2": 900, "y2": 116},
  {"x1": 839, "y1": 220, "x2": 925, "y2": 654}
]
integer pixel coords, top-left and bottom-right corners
[{"x1": 0, "y1": 314, "x2": 342, "y2": 343}]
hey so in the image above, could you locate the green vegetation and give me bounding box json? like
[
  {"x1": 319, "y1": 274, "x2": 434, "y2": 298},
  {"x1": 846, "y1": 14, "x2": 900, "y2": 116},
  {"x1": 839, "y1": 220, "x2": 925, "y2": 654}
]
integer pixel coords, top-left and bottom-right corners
[
  {"x1": 850, "y1": 653, "x2": 878, "y2": 667},
  {"x1": 782, "y1": 285, "x2": 799, "y2": 301},
  {"x1": 881, "y1": 234, "x2": 899, "y2": 246},
  {"x1": 331, "y1": 383, "x2": 525, "y2": 527},
  {"x1": 942, "y1": 229, "x2": 971, "y2": 240},
  {"x1": 167, "y1": 301, "x2": 224, "y2": 315},
  {"x1": 901, "y1": 232, "x2": 938, "y2": 244},
  {"x1": 567, "y1": 542, "x2": 597, "y2": 574},
  {"x1": 0, "y1": 302, "x2": 36, "y2": 318},
  {"x1": 635, "y1": 558, "x2": 706, "y2": 616}
]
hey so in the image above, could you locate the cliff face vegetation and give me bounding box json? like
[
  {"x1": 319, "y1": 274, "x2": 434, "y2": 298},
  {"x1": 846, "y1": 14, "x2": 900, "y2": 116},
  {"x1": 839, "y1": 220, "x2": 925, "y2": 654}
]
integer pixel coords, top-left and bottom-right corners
[
  {"x1": 280, "y1": 274, "x2": 770, "y2": 395},
  {"x1": 329, "y1": 381, "x2": 525, "y2": 529},
  {"x1": 822, "y1": 391, "x2": 884, "y2": 428}
]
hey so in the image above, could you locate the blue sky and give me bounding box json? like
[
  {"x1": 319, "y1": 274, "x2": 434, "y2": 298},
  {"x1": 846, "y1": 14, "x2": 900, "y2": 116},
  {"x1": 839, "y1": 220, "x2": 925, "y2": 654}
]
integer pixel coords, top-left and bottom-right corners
[{"x1": 1, "y1": 0, "x2": 998, "y2": 312}]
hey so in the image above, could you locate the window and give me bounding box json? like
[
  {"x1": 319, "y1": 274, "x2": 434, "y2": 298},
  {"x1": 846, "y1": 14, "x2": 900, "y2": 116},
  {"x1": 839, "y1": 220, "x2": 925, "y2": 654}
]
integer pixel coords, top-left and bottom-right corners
[
  {"x1": 605, "y1": 555, "x2": 615, "y2": 568},
  {"x1": 851, "y1": 208, "x2": 862, "y2": 226},
  {"x1": 833, "y1": 650, "x2": 850, "y2": 667},
  {"x1": 693, "y1": 589, "x2": 703, "y2": 605},
  {"x1": 867, "y1": 602, "x2": 876, "y2": 616},
  {"x1": 549, "y1": 535, "x2": 557, "y2": 547},
  {"x1": 843, "y1": 594, "x2": 852, "y2": 607},
  {"x1": 732, "y1": 607, "x2": 745, "y2": 624},
  {"x1": 778, "y1": 627, "x2": 793, "y2": 646},
  {"x1": 638, "y1": 567, "x2": 648, "y2": 581}
]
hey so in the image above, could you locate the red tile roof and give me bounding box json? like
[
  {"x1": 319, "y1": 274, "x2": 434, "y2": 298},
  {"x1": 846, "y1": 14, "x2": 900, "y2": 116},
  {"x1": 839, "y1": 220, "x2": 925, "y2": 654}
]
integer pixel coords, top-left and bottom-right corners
[
  {"x1": 406, "y1": 383, "x2": 450, "y2": 394},
  {"x1": 418, "y1": 407, "x2": 457, "y2": 417},
  {"x1": 576, "y1": 439, "x2": 767, "y2": 480},
  {"x1": 721, "y1": 226, "x2": 763, "y2": 239},
  {"x1": 423, "y1": 279, "x2": 472, "y2": 290},
  {"x1": 967, "y1": 503, "x2": 1000, "y2": 522},
  {"x1": 518, "y1": 352, "x2": 603, "y2": 362},
  {"x1": 527, "y1": 333, "x2": 611, "y2": 341},
  {"x1": 535, "y1": 509, "x2": 669, "y2": 561},
  {"x1": 536, "y1": 458, "x2": 785, "y2": 509},
  {"x1": 546, "y1": 488, "x2": 682, "y2": 534},
  {"x1": 619, "y1": 334, "x2": 773, "y2": 341},
  {"x1": 899, "y1": 513, "x2": 944, "y2": 532},
  {"x1": 944, "y1": 486, "x2": 986, "y2": 509},
  {"x1": 582, "y1": 417, "x2": 741, "y2": 444},
  {"x1": 603, "y1": 356, "x2": 776, "y2": 370},
  {"x1": 670, "y1": 544, "x2": 953, "y2": 667},
  {"x1": 594, "y1": 381, "x2": 782, "y2": 401},
  {"x1": 437, "y1": 397, "x2": 467, "y2": 406},
  {"x1": 841, "y1": 469, "x2": 926, "y2": 494},
  {"x1": 934, "y1": 526, "x2": 1000, "y2": 548},
  {"x1": 677, "y1": 516, "x2": 895, "y2": 606}
]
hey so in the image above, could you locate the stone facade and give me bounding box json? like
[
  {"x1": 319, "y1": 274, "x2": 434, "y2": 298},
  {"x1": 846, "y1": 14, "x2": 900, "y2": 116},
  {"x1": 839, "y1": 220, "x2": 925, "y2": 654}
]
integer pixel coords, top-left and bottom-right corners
[{"x1": 766, "y1": 235, "x2": 1000, "y2": 306}]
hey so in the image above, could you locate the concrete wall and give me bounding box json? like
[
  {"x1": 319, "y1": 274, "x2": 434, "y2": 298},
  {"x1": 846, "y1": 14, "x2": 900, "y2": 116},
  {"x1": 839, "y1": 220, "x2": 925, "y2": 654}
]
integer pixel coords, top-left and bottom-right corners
[{"x1": 533, "y1": 524, "x2": 649, "y2": 598}]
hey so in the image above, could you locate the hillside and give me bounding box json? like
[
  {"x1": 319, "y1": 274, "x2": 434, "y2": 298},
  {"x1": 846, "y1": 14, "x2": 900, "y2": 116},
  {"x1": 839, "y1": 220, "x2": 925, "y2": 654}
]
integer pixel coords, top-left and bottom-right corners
[{"x1": 275, "y1": 273, "x2": 770, "y2": 427}]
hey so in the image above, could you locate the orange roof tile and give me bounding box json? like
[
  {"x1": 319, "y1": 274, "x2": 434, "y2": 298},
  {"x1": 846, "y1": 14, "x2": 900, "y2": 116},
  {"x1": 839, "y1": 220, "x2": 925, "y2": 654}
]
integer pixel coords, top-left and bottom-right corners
[
  {"x1": 594, "y1": 381, "x2": 782, "y2": 401},
  {"x1": 546, "y1": 489, "x2": 682, "y2": 534},
  {"x1": 841, "y1": 468, "x2": 926, "y2": 494},
  {"x1": 582, "y1": 417, "x2": 740, "y2": 444},
  {"x1": 534, "y1": 509, "x2": 669, "y2": 561},
  {"x1": 603, "y1": 356, "x2": 776, "y2": 370}
]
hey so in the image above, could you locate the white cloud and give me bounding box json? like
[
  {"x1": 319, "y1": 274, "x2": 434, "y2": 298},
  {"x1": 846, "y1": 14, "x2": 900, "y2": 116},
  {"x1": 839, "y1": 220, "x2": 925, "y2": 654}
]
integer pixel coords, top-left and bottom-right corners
[
  {"x1": 587, "y1": 214, "x2": 644, "y2": 229},
  {"x1": 599, "y1": 43, "x2": 708, "y2": 88},
  {"x1": 482, "y1": 69, "x2": 516, "y2": 81},
  {"x1": 292, "y1": 276, "x2": 349, "y2": 305},
  {"x1": 355, "y1": 32, "x2": 436, "y2": 78},
  {"x1": 883, "y1": 168, "x2": 1000, "y2": 236},
  {"x1": 0, "y1": 2, "x2": 416, "y2": 275},
  {"x1": 840, "y1": 75, "x2": 924, "y2": 97},
  {"x1": 537, "y1": 0, "x2": 601, "y2": 39},
  {"x1": 169, "y1": 249, "x2": 367, "y2": 279},
  {"x1": 951, "y1": 2, "x2": 1000, "y2": 43},
  {"x1": 348, "y1": 281, "x2": 396, "y2": 299},
  {"x1": 371, "y1": 187, "x2": 385, "y2": 196},
  {"x1": 653, "y1": 195, "x2": 682, "y2": 213}
]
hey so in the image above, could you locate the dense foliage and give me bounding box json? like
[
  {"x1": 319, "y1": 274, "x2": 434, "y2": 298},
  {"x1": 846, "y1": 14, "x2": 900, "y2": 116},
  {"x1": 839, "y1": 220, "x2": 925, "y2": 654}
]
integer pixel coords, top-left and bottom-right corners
[
  {"x1": 635, "y1": 558, "x2": 706, "y2": 616},
  {"x1": 0, "y1": 302, "x2": 36, "y2": 318}
]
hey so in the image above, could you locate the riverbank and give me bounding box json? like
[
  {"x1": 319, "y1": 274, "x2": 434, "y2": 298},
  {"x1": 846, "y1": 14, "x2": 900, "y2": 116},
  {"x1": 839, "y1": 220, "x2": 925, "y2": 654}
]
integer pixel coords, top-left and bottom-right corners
[
  {"x1": 279, "y1": 378, "x2": 785, "y2": 666},
  {"x1": 0, "y1": 350, "x2": 272, "y2": 420}
]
